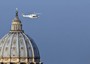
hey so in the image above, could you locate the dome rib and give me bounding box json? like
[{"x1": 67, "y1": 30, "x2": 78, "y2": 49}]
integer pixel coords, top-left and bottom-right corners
[
  {"x1": 2, "y1": 34, "x2": 11, "y2": 58},
  {"x1": 22, "y1": 33, "x2": 35, "y2": 62},
  {"x1": 21, "y1": 33, "x2": 28, "y2": 58},
  {"x1": 17, "y1": 33, "x2": 19, "y2": 58},
  {"x1": 0, "y1": 34, "x2": 9, "y2": 58},
  {"x1": 19, "y1": 33, "x2": 27, "y2": 58},
  {"x1": 27, "y1": 35, "x2": 40, "y2": 59},
  {"x1": 10, "y1": 33, "x2": 16, "y2": 58},
  {"x1": 9, "y1": 34, "x2": 14, "y2": 58},
  {"x1": 17, "y1": 33, "x2": 20, "y2": 62},
  {"x1": 23, "y1": 33, "x2": 40, "y2": 61}
]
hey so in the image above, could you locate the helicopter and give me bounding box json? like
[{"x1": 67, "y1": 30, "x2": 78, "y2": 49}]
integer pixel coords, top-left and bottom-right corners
[{"x1": 22, "y1": 12, "x2": 40, "y2": 19}]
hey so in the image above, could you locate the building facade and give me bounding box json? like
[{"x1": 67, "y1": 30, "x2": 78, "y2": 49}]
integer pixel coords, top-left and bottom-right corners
[{"x1": 0, "y1": 9, "x2": 42, "y2": 64}]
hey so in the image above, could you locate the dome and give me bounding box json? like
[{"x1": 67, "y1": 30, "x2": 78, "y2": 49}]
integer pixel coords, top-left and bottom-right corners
[
  {"x1": 0, "y1": 9, "x2": 42, "y2": 64},
  {"x1": 0, "y1": 32, "x2": 40, "y2": 63}
]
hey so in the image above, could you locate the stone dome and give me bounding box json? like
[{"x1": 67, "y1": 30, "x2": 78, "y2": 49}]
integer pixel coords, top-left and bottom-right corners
[{"x1": 0, "y1": 9, "x2": 42, "y2": 64}]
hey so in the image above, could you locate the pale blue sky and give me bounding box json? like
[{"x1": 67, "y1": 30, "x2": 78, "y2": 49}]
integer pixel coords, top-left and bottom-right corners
[{"x1": 0, "y1": 0, "x2": 90, "y2": 64}]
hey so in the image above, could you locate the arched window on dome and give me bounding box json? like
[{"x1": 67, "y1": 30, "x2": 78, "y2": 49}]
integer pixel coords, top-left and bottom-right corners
[
  {"x1": 20, "y1": 63, "x2": 26, "y2": 64},
  {"x1": 30, "y1": 62, "x2": 34, "y2": 64},
  {"x1": 1, "y1": 62, "x2": 3, "y2": 64},
  {"x1": 10, "y1": 62, "x2": 17, "y2": 64}
]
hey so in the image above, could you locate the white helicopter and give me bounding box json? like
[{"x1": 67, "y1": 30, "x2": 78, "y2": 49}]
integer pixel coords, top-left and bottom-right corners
[{"x1": 22, "y1": 12, "x2": 40, "y2": 19}]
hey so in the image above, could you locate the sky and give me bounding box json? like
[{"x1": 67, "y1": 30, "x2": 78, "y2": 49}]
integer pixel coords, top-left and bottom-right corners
[{"x1": 0, "y1": 0, "x2": 90, "y2": 64}]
